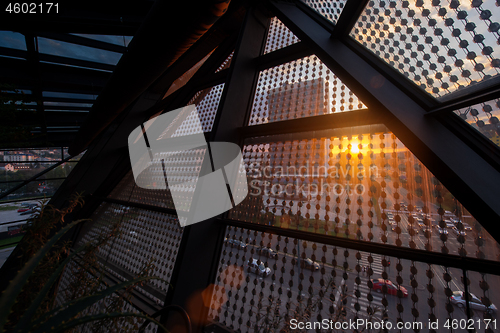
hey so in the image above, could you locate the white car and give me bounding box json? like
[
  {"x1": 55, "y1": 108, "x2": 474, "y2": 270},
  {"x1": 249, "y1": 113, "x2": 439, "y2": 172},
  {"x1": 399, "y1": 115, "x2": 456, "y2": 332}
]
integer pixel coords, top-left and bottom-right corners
[
  {"x1": 451, "y1": 291, "x2": 497, "y2": 313},
  {"x1": 246, "y1": 258, "x2": 271, "y2": 277},
  {"x1": 462, "y1": 223, "x2": 473, "y2": 231},
  {"x1": 451, "y1": 227, "x2": 466, "y2": 236},
  {"x1": 437, "y1": 227, "x2": 448, "y2": 235}
]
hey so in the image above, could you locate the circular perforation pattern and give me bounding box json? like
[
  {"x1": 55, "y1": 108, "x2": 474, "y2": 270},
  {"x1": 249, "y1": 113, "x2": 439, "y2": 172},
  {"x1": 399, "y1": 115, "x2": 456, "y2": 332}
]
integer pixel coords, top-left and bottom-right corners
[
  {"x1": 76, "y1": 204, "x2": 184, "y2": 300},
  {"x1": 264, "y1": 17, "x2": 301, "y2": 54},
  {"x1": 350, "y1": 0, "x2": 500, "y2": 99},
  {"x1": 229, "y1": 127, "x2": 500, "y2": 260},
  {"x1": 216, "y1": 51, "x2": 234, "y2": 73},
  {"x1": 300, "y1": 0, "x2": 348, "y2": 24},
  {"x1": 249, "y1": 55, "x2": 366, "y2": 126}
]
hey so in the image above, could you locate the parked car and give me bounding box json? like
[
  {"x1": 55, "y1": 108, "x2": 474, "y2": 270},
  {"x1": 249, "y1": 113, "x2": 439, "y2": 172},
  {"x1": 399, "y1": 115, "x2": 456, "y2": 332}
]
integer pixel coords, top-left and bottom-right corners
[
  {"x1": 451, "y1": 227, "x2": 466, "y2": 236},
  {"x1": 462, "y1": 223, "x2": 472, "y2": 231},
  {"x1": 298, "y1": 257, "x2": 320, "y2": 271},
  {"x1": 417, "y1": 219, "x2": 426, "y2": 230},
  {"x1": 258, "y1": 246, "x2": 278, "y2": 259},
  {"x1": 437, "y1": 227, "x2": 448, "y2": 235},
  {"x1": 20, "y1": 206, "x2": 41, "y2": 216},
  {"x1": 370, "y1": 278, "x2": 408, "y2": 297},
  {"x1": 225, "y1": 238, "x2": 247, "y2": 250},
  {"x1": 18, "y1": 203, "x2": 38, "y2": 213},
  {"x1": 246, "y1": 258, "x2": 271, "y2": 277},
  {"x1": 450, "y1": 291, "x2": 497, "y2": 313}
]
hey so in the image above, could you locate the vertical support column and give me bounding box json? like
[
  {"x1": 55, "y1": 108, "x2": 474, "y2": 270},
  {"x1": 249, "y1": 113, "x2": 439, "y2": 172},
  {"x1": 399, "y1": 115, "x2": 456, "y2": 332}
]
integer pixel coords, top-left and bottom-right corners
[
  {"x1": 24, "y1": 34, "x2": 47, "y2": 141},
  {"x1": 163, "y1": 6, "x2": 270, "y2": 333}
]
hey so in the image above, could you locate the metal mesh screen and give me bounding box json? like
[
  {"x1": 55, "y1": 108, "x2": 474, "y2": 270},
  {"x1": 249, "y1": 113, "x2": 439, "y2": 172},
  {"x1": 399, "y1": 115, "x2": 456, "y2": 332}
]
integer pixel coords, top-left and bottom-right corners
[
  {"x1": 350, "y1": 0, "x2": 500, "y2": 100},
  {"x1": 300, "y1": 0, "x2": 348, "y2": 25},
  {"x1": 248, "y1": 55, "x2": 366, "y2": 126},
  {"x1": 209, "y1": 225, "x2": 498, "y2": 332},
  {"x1": 264, "y1": 17, "x2": 301, "y2": 54},
  {"x1": 454, "y1": 98, "x2": 500, "y2": 147},
  {"x1": 75, "y1": 202, "x2": 184, "y2": 304},
  {"x1": 229, "y1": 126, "x2": 500, "y2": 261}
]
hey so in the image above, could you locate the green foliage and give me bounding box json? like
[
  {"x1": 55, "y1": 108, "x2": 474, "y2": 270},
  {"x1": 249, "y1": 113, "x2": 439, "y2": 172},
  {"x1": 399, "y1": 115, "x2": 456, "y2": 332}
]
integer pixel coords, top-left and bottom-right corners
[
  {"x1": 0, "y1": 194, "x2": 168, "y2": 333},
  {"x1": 0, "y1": 236, "x2": 23, "y2": 250},
  {"x1": 0, "y1": 205, "x2": 17, "y2": 211}
]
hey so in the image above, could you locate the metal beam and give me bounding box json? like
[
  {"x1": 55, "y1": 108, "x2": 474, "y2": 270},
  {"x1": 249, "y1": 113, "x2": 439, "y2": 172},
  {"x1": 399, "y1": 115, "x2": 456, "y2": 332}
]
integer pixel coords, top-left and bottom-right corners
[
  {"x1": 0, "y1": 57, "x2": 109, "y2": 90},
  {"x1": 43, "y1": 105, "x2": 91, "y2": 111},
  {"x1": 220, "y1": 218, "x2": 500, "y2": 276},
  {"x1": 24, "y1": 34, "x2": 47, "y2": 139},
  {"x1": 45, "y1": 112, "x2": 88, "y2": 122},
  {"x1": 426, "y1": 84, "x2": 500, "y2": 116},
  {"x1": 331, "y1": 0, "x2": 369, "y2": 38},
  {"x1": 255, "y1": 41, "x2": 313, "y2": 71},
  {"x1": 164, "y1": 7, "x2": 271, "y2": 333},
  {"x1": 269, "y1": 1, "x2": 500, "y2": 244},
  {"x1": 42, "y1": 96, "x2": 95, "y2": 104},
  {"x1": 38, "y1": 53, "x2": 116, "y2": 72},
  {"x1": 69, "y1": 0, "x2": 237, "y2": 156},
  {"x1": 0, "y1": 46, "x2": 27, "y2": 59},
  {"x1": 239, "y1": 108, "x2": 380, "y2": 138}
]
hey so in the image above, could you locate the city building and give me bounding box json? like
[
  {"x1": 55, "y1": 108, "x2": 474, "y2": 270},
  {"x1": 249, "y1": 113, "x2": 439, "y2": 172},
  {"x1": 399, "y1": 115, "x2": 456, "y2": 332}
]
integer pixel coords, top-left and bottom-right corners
[
  {"x1": 1, "y1": 1, "x2": 500, "y2": 332},
  {"x1": 267, "y1": 78, "x2": 327, "y2": 122},
  {"x1": 3, "y1": 153, "x2": 34, "y2": 162}
]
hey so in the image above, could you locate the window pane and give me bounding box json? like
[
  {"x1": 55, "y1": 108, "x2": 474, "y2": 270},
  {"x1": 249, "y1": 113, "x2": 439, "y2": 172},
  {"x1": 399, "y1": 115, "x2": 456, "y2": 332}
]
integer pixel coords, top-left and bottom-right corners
[
  {"x1": 264, "y1": 17, "x2": 301, "y2": 54},
  {"x1": 249, "y1": 55, "x2": 367, "y2": 125},
  {"x1": 350, "y1": 0, "x2": 500, "y2": 100},
  {"x1": 454, "y1": 98, "x2": 500, "y2": 147},
  {"x1": 230, "y1": 125, "x2": 500, "y2": 260},
  {"x1": 300, "y1": 0, "x2": 348, "y2": 24}
]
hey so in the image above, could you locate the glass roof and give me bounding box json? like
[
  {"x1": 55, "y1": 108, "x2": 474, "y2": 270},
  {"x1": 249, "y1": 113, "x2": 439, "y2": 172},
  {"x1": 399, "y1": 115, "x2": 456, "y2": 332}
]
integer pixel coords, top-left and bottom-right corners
[
  {"x1": 37, "y1": 37, "x2": 123, "y2": 65},
  {"x1": 0, "y1": 31, "x2": 26, "y2": 50},
  {"x1": 455, "y1": 98, "x2": 500, "y2": 146},
  {"x1": 249, "y1": 55, "x2": 367, "y2": 125},
  {"x1": 71, "y1": 34, "x2": 133, "y2": 47},
  {"x1": 350, "y1": 0, "x2": 500, "y2": 100}
]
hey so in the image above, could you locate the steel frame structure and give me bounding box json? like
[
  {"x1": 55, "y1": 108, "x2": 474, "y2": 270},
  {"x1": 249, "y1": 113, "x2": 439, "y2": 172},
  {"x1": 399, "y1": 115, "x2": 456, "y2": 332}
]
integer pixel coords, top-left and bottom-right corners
[{"x1": 1, "y1": 1, "x2": 500, "y2": 332}]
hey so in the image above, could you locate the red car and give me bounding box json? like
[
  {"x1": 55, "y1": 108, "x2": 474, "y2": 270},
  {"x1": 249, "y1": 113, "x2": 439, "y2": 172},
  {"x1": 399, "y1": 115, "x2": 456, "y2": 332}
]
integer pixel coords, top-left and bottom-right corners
[
  {"x1": 17, "y1": 208, "x2": 30, "y2": 213},
  {"x1": 370, "y1": 278, "x2": 408, "y2": 297}
]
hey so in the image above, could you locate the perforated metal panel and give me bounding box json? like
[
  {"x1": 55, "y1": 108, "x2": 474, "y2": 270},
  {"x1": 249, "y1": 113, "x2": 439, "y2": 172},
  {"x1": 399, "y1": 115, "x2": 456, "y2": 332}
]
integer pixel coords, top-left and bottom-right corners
[
  {"x1": 249, "y1": 55, "x2": 366, "y2": 125},
  {"x1": 216, "y1": 51, "x2": 234, "y2": 73},
  {"x1": 300, "y1": 0, "x2": 348, "y2": 24},
  {"x1": 208, "y1": 225, "x2": 494, "y2": 332},
  {"x1": 175, "y1": 84, "x2": 225, "y2": 134},
  {"x1": 56, "y1": 259, "x2": 159, "y2": 333},
  {"x1": 454, "y1": 98, "x2": 500, "y2": 147},
  {"x1": 351, "y1": 0, "x2": 500, "y2": 99},
  {"x1": 76, "y1": 202, "x2": 184, "y2": 304},
  {"x1": 264, "y1": 17, "x2": 301, "y2": 54},
  {"x1": 229, "y1": 126, "x2": 500, "y2": 261}
]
